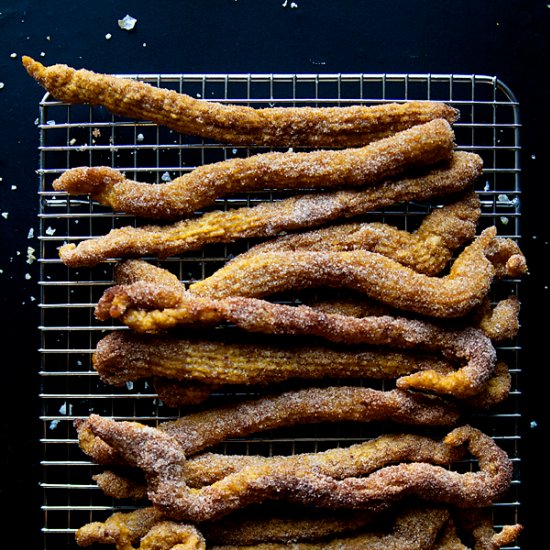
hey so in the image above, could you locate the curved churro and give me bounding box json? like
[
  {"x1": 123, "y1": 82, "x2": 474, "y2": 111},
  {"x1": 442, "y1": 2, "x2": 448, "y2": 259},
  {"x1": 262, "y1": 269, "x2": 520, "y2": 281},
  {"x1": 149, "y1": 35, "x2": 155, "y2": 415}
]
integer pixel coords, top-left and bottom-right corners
[
  {"x1": 92, "y1": 330, "x2": 457, "y2": 387},
  {"x1": 95, "y1": 279, "x2": 497, "y2": 398},
  {"x1": 23, "y1": 56, "x2": 459, "y2": 147},
  {"x1": 57, "y1": 152, "x2": 483, "y2": 267},
  {"x1": 76, "y1": 386, "x2": 459, "y2": 466},
  {"x1": 75, "y1": 503, "x2": 522, "y2": 549},
  {"x1": 52, "y1": 119, "x2": 455, "y2": 219},
  {"x1": 83, "y1": 418, "x2": 513, "y2": 522},
  {"x1": 75, "y1": 506, "x2": 205, "y2": 549},
  {"x1": 188, "y1": 227, "x2": 520, "y2": 319},
  {"x1": 133, "y1": 358, "x2": 511, "y2": 410},
  {"x1": 229, "y1": 189, "x2": 481, "y2": 276},
  {"x1": 76, "y1": 505, "x2": 448, "y2": 549}
]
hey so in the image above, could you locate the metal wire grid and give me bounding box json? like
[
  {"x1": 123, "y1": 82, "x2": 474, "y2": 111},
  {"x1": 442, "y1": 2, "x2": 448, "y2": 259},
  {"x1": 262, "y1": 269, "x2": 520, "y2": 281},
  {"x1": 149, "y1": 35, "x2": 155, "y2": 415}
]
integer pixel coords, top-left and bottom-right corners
[{"x1": 38, "y1": 73, "x2": 522, "y2": 547}]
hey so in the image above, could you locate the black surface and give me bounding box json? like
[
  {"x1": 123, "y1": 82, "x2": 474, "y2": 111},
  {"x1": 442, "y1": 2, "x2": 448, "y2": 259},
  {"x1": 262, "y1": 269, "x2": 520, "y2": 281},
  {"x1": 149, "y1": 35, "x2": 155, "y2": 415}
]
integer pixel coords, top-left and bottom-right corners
[{"x1": 0, "y1": 1, "x2": 548, "y2": 547}]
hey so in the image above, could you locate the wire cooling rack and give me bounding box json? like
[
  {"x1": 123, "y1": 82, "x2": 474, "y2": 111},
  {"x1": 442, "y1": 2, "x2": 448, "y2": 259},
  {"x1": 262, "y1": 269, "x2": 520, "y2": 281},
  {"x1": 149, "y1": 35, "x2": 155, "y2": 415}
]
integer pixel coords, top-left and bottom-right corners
[{"x1": 38, "y1": 73, "x2": 522, "y2": 548}]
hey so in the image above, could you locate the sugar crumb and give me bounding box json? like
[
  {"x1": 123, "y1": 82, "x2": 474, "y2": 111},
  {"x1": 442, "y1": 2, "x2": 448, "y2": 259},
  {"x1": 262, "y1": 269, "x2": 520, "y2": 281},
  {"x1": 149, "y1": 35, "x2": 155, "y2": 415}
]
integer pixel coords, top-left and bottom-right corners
[
  {"x1": 105, "y1": 33, "x2": 112, "y2": 40},
  {"x1": 118, "y1": 14, "x2": 137, "y2": 30}
]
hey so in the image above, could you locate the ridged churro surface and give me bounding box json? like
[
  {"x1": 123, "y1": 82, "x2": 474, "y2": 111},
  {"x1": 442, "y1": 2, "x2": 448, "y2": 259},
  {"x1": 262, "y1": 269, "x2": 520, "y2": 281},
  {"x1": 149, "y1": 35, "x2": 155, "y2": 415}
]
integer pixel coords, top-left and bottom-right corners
[{"x1": 23, "y1": 56, "x2": 459, "y2": 147}]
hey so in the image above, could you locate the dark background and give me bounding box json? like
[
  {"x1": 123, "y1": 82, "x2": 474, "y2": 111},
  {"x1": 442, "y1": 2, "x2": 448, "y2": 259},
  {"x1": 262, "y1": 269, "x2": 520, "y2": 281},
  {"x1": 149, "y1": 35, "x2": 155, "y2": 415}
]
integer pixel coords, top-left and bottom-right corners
[{"x1": 0, "y1": 1, "x2": 547, "y2": 547}]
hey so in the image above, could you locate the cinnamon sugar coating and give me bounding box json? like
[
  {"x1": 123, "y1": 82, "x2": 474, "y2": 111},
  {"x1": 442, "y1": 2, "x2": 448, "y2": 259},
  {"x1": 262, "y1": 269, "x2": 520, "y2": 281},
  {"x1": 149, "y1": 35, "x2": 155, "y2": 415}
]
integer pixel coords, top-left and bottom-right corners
[
  {"x1": 75, "y1": 386, "x2": 458, "y2": 467},
  {"x1": 81, "y1": 419, "x2": 513, "y2": 522},
  {"x1": 58, "y1": 152, "x2": 483, "y2": 267},
  {"x1": 23, "y1": 56, "x2": 458, "y2": 148},
  {"x1": 52, "y1": 119, "x2": 455, "y2": 219},
  {"x1": 188, "y1": 227, "x2": 519, "y2": 318}
]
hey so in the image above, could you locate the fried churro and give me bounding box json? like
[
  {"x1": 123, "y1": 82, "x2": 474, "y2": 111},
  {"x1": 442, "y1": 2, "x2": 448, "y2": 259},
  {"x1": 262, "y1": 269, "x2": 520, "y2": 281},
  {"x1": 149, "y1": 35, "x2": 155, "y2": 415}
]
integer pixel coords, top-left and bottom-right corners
[
  {"x1": 52, "y1": 119, "x2": 455, "y2": 219},
  {"x1": 188, "y1": 227, "x2": 523, "y2": 319},
  {"x1": 76, "y1": 386, "x2": 459, "y2": 466},
  {"x1": 76, "y1": 505, "x2": 447, "y2": 549},
  {"x1": 23, "y1": 57, "x2": 459, "y2": 148},
  {"x1": 128, "y1": 358, "x2": 511, "y2": 410},
  {"x1": 92, "y1": 330, "x2": 458, "y2": 387},
  {"x1": 229, "y1": 189, "x2": 481, "y2": 276},
  {"x1": 95, "y1": 281, "x2": 497, "y2": 398},
  {"x1": 75, "y1": 503, "x2": 521, "y2": 549},
  {"x1": 57, "y1": 152, "x2": 483, "y2": 267},
  {"x1": 82, "y1": 419, "x2": 513, "y2": 522}
]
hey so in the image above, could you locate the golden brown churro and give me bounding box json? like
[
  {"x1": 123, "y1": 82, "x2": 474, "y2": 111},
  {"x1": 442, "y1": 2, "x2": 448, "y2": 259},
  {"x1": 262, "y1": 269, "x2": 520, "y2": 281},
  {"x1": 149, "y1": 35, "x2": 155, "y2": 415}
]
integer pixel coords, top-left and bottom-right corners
[
  {"x1": 92, "y1": 330, "x2": 458, "y2": 387},
  {"x1": 57, "y1": 152, "x2": 483, "y2": 267},
  {"x1": 229, "y1": 189, "x2": 481, "y2": 275},
  {"x1": 187, "y1": 227, "x2": 523, "y2": 319},
  {"x1": 126, "y1": 358, "x2": 511, "y2": 410},
  {"x1": 23, "y1": 56, "x2": 459, "y2": 148},
  {"x1": 75, "y1": 503, "x2": 522, "y2": 549},
  {"x1": 75, "y1": 386, "x2": 459, "y2": 466},
  {"x1": 81, "y1": 418, "x2": 513, "y2": 522},
  {"x1": 95, "y1": 283, "x2": 497, "y2": 398},
  {"x1": 51, "y1": 119, "x2": 455, "y2": 219}
]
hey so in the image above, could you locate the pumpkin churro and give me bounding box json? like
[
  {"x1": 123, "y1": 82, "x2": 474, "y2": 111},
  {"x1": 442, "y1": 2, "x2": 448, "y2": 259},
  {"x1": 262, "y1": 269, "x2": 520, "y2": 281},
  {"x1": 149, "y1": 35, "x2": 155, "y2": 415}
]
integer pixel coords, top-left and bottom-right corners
[
  {"x1": 81, "y1": 418, "x2": 513, "y2": 522},
  {"x1": 23, "y1": 56, "x2": 459, "y2": 148},
  {"x1": 75, "y1": 386, "x2": 459, "y2": 466},
  {"x1": 51, "y1": 119, "x2": 455, "y2": 219},
  {"x1": 57, "y1": 152, "x2": 483, "y2": 267}
]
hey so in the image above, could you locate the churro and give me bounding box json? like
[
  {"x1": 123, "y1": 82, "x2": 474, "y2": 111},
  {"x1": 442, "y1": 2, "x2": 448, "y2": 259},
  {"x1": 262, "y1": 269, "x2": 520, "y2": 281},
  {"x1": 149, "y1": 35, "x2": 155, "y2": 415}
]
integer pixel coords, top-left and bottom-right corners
[
  {"x1": 52, "y1": 119, "x2": 455, "y2": 219},
  {"x1": 82, "y1": 419, "x2": 513, "y2": 522},
  {"x1": 23, "y1": 56, "x2": 459, "y2": 147},
  {"x1": 92, "y1": 330, "x2": 456, "y2": 387},
  {"x1": 57, "y1": 152, "x2": 483, "y2": 267},
  {"x1": 76, "y1": 386, "x2": 459, "y2": 466},
  {"x1": 188, "y1": 227, "x2": 523, "y2": 319}
]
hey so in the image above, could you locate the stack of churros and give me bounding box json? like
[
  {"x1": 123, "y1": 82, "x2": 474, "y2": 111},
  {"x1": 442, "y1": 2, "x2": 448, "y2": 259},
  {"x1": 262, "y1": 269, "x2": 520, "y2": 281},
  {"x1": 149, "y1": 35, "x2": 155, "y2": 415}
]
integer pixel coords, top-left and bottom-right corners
[{"x1": 26, "y1": 57, "x2": 525, "y2": 549}]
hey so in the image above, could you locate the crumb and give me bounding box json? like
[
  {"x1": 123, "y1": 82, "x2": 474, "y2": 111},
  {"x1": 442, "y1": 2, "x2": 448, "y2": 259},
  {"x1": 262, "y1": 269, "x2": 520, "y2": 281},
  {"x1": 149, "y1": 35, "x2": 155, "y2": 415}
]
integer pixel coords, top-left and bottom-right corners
[
  {"x1": 10, "y1": 52, "x2": 17, "y2": 58},
  {"x1": 126, "y1": 381, "x2": 134, "y2": 390},
  {"x1": 69, "y1": 137, "x2": 77, "y2": 145},
  {"x1": 26, "y1": 246, "x2": 36, "y2": 264},
  {"x1": 105, "y1": 33, "x2": 112, "y2": 40},
  {"x1": 161, "y1": 171, "x2": 172, "y2": 182},
  {"x1": 11, "y1": 185, "x2": 17, "y2": 190},
  {"x1": 1, "y1": 212, "x2": 8, "y2": 219},
  {"x1": 46, "y1": 120, "x2": 56, "y2": 125},
  {"x1": 40, "y1": 51, "x2": 46, "y2": 57},
  {"x1": 45, "y1": 226, "x2": 56, "y2": 235},
  {"x1": 137, "y1": 133, "x2": 144, "y2": 142},
  {"x1": 25, "y1": 273, "x2": 31, "y2": 280},
  {"x1": 530, "y1": 420, "x2": 538, "y2": 428},
  {"x1": 0, "y1": 82, "x2": 4, "y2": 89},
  {"x1": 500, "y1": 216, "x2": 509, "y2": 225},
  {"x1": 290, "y1": 1, "x2": 298, "y2": 7},
  {"x1": 118, "y1": 14, "x2": 137, "y2": 30},
  {"x1": 143, "y1": 42, "x2": 147, "y2": 47},
  {"x1": 49, "y1": 420, "x2": 59, "y2": 430},
  {"x1": 28, "y1": 228, "x2": 34, "y2": 239},
  {"x1": 92, "y1": 128, "x2": 101, "y2": 138}
]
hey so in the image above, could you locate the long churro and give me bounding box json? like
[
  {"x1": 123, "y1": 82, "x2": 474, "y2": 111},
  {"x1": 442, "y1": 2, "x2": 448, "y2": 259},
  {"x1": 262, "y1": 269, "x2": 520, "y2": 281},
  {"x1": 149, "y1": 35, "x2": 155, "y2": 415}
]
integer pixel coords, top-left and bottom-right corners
[
  {"x1": 57, "y1": 152, "x2": 483, "y2": 267},
  {"x1": 95, "y1": 283, "x2": 497, "y2": 398},
  {"x1": 187, "y1": 227, "x2": 523, "y2": 319},
  {"x1": 75, "y1": 386, "x2": 459, "y2": 466},
  {"x1": 23, "y1": 56, "x2": 459, "y2": 148},
  {"x1": 52, "y1": 119, "x2": 455, "y2": 219},
  {"x1": 92, "y1": 330, "x2": 457, "y2": 387},
  {"x1": 228, "y1": 189, "x2": 481, "y2": 275},
  {"x1": 82, "y1": 418, "x2": 513, "y2": 522},
  {"x1": 138, "y1": 358, "x2": 511, "y2": 409},
  {"x1": 75, "y1": 503, "x2": 521, "y2": 549}
]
